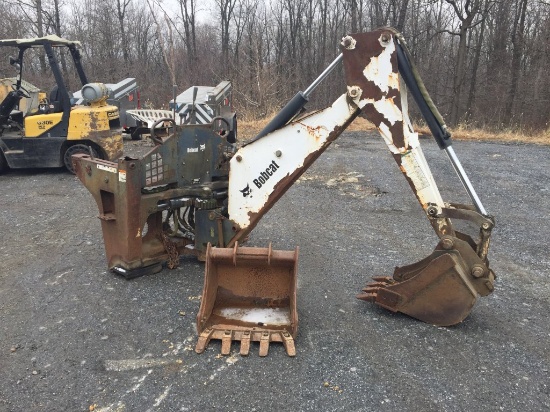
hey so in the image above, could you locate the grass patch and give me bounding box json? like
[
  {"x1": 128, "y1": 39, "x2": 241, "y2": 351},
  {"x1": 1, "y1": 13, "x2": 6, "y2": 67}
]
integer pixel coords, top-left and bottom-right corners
[
  {"x1": 238, "y1": 115, "x2": 550, "y2": 145},
  {"x1": 439, "y1": 124, "x2": 550, "y2": 146},
  {"x1": 237, "y1": 116, "x2": 377, "y2": 140}
]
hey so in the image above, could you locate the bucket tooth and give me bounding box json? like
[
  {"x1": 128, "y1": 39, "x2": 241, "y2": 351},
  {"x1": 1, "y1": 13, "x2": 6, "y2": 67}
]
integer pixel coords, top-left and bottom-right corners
[
  {"x1": 359, "y1": 235, "x2": 495, "y2": 326},
  {"x1": 195, "y1": 243, "x2": 299, "y2": 357},
  {"x1": 221, "y1": 330, "x2": 233, "y2": 355},
  {"x1": 195, "y1": 328, "x2": 214, "y2": 354},
  {"x1": 240, "y1": 331, "x2": 251, "y2": 356},
  {"x1": 371, "y1": 276, "x2": 394, "y2": 283},
  {"x1": 356, "y1": 291, "x2": 378, "y2": 302},
  {"x1": 259, "y1": 332, "x2": 270, "y2": 357},
  {"x1": 362, "y1": 281, "x2": 391, "y2": 289},
  {"x1": 281, "y1": 332, "x2": 296, "y2": 357}
]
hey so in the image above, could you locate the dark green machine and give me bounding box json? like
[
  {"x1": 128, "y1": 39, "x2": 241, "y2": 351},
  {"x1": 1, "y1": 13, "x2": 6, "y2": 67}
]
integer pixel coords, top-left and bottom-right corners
[{"x1": 72, "y1": 117, "x2": 237, "y2": 278}]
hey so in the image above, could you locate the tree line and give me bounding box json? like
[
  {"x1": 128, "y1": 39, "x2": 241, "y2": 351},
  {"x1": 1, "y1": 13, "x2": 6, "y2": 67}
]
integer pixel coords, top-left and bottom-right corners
[{"x1": 1, "y1": 0, "x2": 549, "y2": 131}]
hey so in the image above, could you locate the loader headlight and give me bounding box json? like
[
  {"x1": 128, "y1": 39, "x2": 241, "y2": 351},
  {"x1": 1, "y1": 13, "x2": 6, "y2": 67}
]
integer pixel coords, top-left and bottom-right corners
[{"x1": 81, "y1": 83, "x2": 109, "y2": 104}]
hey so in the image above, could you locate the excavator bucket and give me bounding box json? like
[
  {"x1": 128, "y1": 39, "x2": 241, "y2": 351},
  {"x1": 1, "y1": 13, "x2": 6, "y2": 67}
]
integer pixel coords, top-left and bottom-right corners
[
  {"x1": 195, "y1": 243, "x2": 298, "y2": 357},
  {"x1": 358, "y1": 235, "x2": 495, "y2": 326}
]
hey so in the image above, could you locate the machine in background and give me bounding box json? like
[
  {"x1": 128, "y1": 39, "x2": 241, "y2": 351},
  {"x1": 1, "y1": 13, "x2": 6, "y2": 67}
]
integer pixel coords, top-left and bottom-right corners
[
  {"x1": 0, "y1": 36, "x2": 123, "y2": 174},
  {"x1": 124, "y1": 80, "x2": 236, "y2": 142},
  {"x1": 74, "y1": 77, "x2": 141, "y2": 140}
]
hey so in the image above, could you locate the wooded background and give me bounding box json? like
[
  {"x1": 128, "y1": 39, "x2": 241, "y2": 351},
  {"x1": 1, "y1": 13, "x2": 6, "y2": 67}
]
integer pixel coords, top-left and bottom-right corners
[{"x1": 1, "y1": 0, "x2": 549, "y2": 131}]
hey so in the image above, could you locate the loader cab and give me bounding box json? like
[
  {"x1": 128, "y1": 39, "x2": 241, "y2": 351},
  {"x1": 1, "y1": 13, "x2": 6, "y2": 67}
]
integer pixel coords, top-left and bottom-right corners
[{"x1": 0, "y1": 36, "x2": 123, "y2": 174}]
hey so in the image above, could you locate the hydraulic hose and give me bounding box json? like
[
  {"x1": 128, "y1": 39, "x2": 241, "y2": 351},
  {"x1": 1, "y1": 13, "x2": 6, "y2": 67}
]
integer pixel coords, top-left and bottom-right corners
[
  {"x1": 391, "y1": 29, "x2": 488, "y2": 215},
  {"x1": 392, "y1": 31, "x2": 452, "y2": 150}
]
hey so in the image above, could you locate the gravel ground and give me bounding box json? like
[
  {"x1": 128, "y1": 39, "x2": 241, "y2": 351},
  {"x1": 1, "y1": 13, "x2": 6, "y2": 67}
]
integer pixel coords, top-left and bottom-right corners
[{"x1": 0, "y1": 132, "x2": 549, "y2": 411}]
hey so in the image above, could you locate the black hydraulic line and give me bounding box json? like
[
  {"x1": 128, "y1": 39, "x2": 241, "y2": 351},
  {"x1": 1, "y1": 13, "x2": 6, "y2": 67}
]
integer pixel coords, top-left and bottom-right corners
[
  {"x1": 250, "y1": 91, "x2": 309, "y2": 143},
  {"x1": 395, "y1": 42, "x2": 452, "y2": 150},
  {"x1": 394, "y1": 33, "x2": 488, "y2": 215},
  {"x1": 245, "y1": 54, "x2": 343, "y2": 146}
]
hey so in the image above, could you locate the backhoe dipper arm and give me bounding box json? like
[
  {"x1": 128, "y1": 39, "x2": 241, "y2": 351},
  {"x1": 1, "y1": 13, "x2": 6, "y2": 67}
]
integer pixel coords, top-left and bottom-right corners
[{"x1": 226, "y1": 29, "x2": 495, "y2": 326}]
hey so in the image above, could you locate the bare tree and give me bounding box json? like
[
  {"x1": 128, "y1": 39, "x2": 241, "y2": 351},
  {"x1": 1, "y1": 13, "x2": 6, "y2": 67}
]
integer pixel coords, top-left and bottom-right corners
[
  {"x1": 504, "y1": 0, "x2": 528, "y2": 125},
  {"x1": 11, "y1": 0, "x2": 47, "y2": 72},
  {"x1": 465, "y1": 0, "x2": 491, "y2": 120},
  {"x1": 216, "y1": 0, "x2": 238, "y2": 75},
  {"x1": 395, "y1": 0, "x2": 411, "y2": 32},
  {"x1": 2, "y1": 0, "x2": 546, "y2": 131},
  {"x1": 146, "y1": 0, "x2": 177, "y2": 86},
  {"x1": 179, "y1": 0, "x2": 197, "y2": 63},
  {"x1": 116, "y1": 0, "x2": 132, "y2": 65},
  {"x1": 444, "y1": 0, "x2": 485, "y2": 125}
]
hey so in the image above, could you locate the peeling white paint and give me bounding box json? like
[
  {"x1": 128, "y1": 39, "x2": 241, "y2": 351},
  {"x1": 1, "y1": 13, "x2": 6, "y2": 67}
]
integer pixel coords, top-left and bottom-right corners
[
  {"x1": 228, "y1": 94, "x2": 359, "y2": 228},
  {"x1": 373, "y1": 97, "x2": 403, "y2": 125},
  {"x1": 376, "y1": 122, "x2": 403, "y2": 154},
  {"x1": 228, "y1": 38, "x2": 446, "y2": 227},
  {"x1": 363, "y1": 40, "x2": 399, "y2": 93},
  {"x1": 401, "y1": 152, "x2": 430, "y2": 190}
]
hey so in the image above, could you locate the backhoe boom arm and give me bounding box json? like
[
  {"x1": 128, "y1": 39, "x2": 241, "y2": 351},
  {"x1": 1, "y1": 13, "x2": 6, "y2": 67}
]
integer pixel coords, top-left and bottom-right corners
[
  {"x1": 225, "y1": 29, "x2": 495, "y2": 326},
  {"x1": 227, "y1": 29, "x2": 491, "y2": 246}
]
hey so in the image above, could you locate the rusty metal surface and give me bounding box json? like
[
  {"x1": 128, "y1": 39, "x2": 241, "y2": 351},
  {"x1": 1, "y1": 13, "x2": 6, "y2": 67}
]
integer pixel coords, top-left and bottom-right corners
[
  {"x1": 224, "y1": 29, "x2": 496, "y2": 330},
  {"x1": 339, "y1": 30, "x2": 497, "y2": 324},
  {"x1": 343, "y1": 31, "x2": 452, "y2": 234},
  {"x1": 87, "y1": 129, "x2": 123, "y2": 161},
  {"x1": 73, "y1": 29, "x2": 496, "y2": 352},
  {"x1": 342, "y1": 29, "x2": 405, "y2": 149},
  {"x1": 227, "y1": 30, "x2": 449, "y2": 243},
  {"x1": 72, "y1": 124, "x2": 235, "y2": 276},
  {"x1": 196, "y1": 243, "x2": 298, "y2": 356},
  {"x1": 358, "y1": 235, "x2": 495, "y2": 326},
  {"x1": 226, "y1": 95, "x2": 360, "y2": 247}
]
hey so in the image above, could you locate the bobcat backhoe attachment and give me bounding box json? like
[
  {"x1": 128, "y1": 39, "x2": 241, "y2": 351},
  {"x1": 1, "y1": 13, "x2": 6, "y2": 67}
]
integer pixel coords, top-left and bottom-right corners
[{"x1": 73, "y1": 28, "x2": 495, "y2": 356}]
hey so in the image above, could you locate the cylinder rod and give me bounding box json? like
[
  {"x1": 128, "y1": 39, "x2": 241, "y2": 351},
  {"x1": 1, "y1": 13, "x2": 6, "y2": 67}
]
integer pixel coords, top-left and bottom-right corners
[
  {"x1": 303, "y1": 54, "x2": 343, "y2": 98},
  {"x1": 445, "y1": 146, "x2": 488, "y2": 215},
  {"x1": 247, "y1": 53, "x2": 343, "y2": 145}
]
